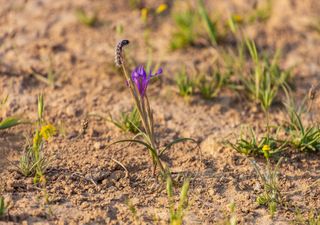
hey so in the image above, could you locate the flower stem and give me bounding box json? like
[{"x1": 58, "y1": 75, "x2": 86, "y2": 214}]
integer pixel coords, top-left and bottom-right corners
[{"x1": 120, "y1": 64, "x2": 168, "y2": 177}]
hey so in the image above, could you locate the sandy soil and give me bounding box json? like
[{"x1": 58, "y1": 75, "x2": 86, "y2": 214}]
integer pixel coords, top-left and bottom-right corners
[{"x1": 0, "y1": 0, "x2": 319, "y2": 224}]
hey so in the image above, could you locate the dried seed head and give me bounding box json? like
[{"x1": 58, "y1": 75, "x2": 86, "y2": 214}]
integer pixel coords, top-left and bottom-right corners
[
  {"x1": 115, "y1": 40, "x2": 130, "y2": 67},
  {"x1": 308, "y1": 84, "x2": 319, "y2": 101},
  {"x1": 80, "y1": 119, "x2": 89, "y2": 136}
]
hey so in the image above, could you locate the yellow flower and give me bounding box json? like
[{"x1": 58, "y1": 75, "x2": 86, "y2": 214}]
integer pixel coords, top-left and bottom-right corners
[
  {"x1": 40, "y1": 124, "x2": 56, "y2": 140},
  {"x1": 232, "y1": 14, "x2": 243, "y2": 23},
  {"x1": 262, "y1": 144, "x2": 270, "y2": 152},
  {"x1": 156, "y1": 3, "x2": 168, "y2": 14},
  {"x1": 141, "y1": 8, "x2": 148, "y2": 22}
]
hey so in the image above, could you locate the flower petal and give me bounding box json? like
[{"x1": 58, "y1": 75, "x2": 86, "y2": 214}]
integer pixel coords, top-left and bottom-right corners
[{"x1": 150, "y1": 67, "x2": 163, "y2": 77}]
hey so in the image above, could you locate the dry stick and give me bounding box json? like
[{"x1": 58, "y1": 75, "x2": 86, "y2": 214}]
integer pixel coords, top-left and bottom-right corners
[{"x1": 112, "y1": 158, "x2": 129, "y2": 178}]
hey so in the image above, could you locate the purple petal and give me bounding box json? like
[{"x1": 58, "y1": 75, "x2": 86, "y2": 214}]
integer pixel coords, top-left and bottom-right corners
[{"x1": 150, "y1": 67, "x2": 163, "y2": 77}]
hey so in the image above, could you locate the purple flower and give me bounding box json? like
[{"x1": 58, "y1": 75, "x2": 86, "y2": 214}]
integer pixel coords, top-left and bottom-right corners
[{"x1": 131, "y1": 65, "x2": 162, "y2": 98}]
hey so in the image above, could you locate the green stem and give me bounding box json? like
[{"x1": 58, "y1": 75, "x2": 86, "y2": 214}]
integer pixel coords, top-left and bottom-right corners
[{"x1": 120, "y1": 64, "x2": 168, "y2": 177}]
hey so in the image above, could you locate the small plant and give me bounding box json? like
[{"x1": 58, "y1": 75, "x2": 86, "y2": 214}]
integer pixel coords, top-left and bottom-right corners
[
  {"x1": 196, "y1": 71, "x2": 228, "y2": 99},
  {"x1": 289, "y1": 115, "x2": 320, "y2": 152},
  {"x1": 0, "y1": 95, "x2": 23, "y2": 130},
  {"x1": 251, "y1": 151, "x2": 282, "y2": 217},
  {"x1": 175, "y1": 67, "x2": 195, "y2": 97},
  {"x1": 129, "y1": 0, "x2": 142, "y2": 9},
  {"x1": 170, "y1": 6, "x2": 197, "y2": 50},
  {"x1": 229, "y1": 38, "x2": 291, "y2": 111},
  {"x1": 19, "y1": 95, "x2": 56, "y2": 183},
  {"x1": 197, "y1": 0, "x2": 217, "y2": 45},
  {"x1": 31, "y1": 57, "x2": 58, "y2": 89},
  {"x1": 0, "y1": 196, "x2": 6, "y2": 217},
  {"x1": 112, "y1": 40, "x2": 196, "y2": 177},
  {"x1": 228, "y1": 127, "x2": 286, "y2": 157},
  {"x1": 284, "y1": 89, "x2": 320, "y2": 152},
  {"x1": 227, "y1": 202, "x2": 237, "y2": 225},
  {"x1": 75, "y1": 8, "x2": 97, "y2": 27},
  {"x1": 218, "y1": 202, "x2": 237, "y2": 225},
  {"x1": 248, "y1": 0, "x2": 273, "y2": 23},
  {"x1": 109, "y1": 107, "x2": 141, "y2": 134},
  {"x1": 126, "y1": 199, "x2": 139, "y2": 223},
  {"x1": 294, "y1": 210, "x2": 320, "y2": 225},
  {"x1": 166, "y1": 177, "x2": 190, "y2": 225}
]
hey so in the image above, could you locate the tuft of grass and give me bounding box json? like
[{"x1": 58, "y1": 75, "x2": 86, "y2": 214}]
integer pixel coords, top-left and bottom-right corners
[
  {"x1": 126, "y1": 199, "x2": 139, "y2": 223},
  {"x1": 283, "y1": 88, "x2": 320, "y2": 152},
  {"x1": 18, "y1": 95, "x2": 56, "y2": 183},
  {"x1": 75, "y1": 8, "x2": 97, "y2": 27},
  {"x1": 31, "y1": 57, "x2": 59, "y2": 89},
  {"x1": 227, "y1": 39, "x2": 291, "y2": 111},
  {"x1": 227, "y1": 127, "x2": 286, "y2": 157},
  {"x1": 294, "y1": 210, "x2": 320, "y2": 225},
  {"x1": 248, "y1": 0, "x2": 273, "y2": 23},
  {"x1": 175, "y1": 67, "x2": 195, "y2": 97},
  {"x1": 289, "y1": 117, "x2": 320, "y2": 152},
  {"x1": 217, "y1": 202, "x2": 238, "y2": 225},
  {"x1": 197, "y1": 0, "x2": 217, "y2": 45},
  {"x1": 170, "y1": 7, "x2": 197, "y2": 50},
  {"x1": 109, "y1": 107, "x2": 141, "y2": 134},
  {"x1": 252, "y1": 157, "x2": 282, "y2": 217},
  {"x1": 195, "y1": 70, "x2": 229, "y2": 99},
  {"x1": 167, "y1": 177, "x2": 190, "y2": 225}
]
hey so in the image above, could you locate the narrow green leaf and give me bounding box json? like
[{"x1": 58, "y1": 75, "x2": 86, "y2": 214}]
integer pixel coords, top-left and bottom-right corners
[
  {"x1": 198, "y1": 0, "x2": 217, "y2": 45},
  {"x1": 109, "y1": 139, "x2": 158, "y2": 157},
  {"x1": 160, "y1": 138, "x2": 198, "y2": 156},
  {"x1": 0, "y1": 117, "x2": 21, "y2": 130}
]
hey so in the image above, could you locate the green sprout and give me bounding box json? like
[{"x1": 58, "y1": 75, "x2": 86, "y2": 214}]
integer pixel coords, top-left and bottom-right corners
[
  {"x1": 75, "y1": 8, "x2": 98, "y2": 27},
  {"x1": 170, "y1": 7, "x2": 197, "y2": 50},
  {"x1": 197, "y1": 0, "x2": 217, "y2": 45},
  {"x1": 283, "y1": 88, "x2": 320, "y2": 152},
  {"x1": 166, "y1": 177, "x2": 190, "y2": 225},
  {"x1": 218, "y1": 202, "x2": 238, "y2": 225},
  {"x1": 228, "y1": 38, "x2": 291, "y2": 111},
  {"x1": 248, "y1": 0, "x2": 273, "y2": 23},
  {"x1": 175, "y1": 67, "x2": 195, "y2": 97},
  {"x1": 195, "y1": 71, "x2": 228, "y2": 99},
  {"x1": 227, "y1": 127, "x2": 286, "y2": 157},
  {"x1": 31, "y1": 57, "x2": 58, "y2": 88},
  {"x1": 109, "y1": 107, "x2": 141, "y2": 134},
  {"x1": 294, "y1": 210, "x2": 320, "y2": 225},
  {"x1": 19, "y1": 94, "x2": 56, "y2": 184},
  {"x1": 251, "y1": 157, "x2": 282, "y2": 217}
]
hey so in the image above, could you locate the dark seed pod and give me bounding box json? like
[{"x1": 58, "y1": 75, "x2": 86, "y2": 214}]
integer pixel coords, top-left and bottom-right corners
[
  {"x1": 80, "y1": 119, "x2": 89, "y2": 136},
  {"x1": 115, "y1": 40, "x2": 130, "y2": 67},
  {"x1": 309, "y1": 83, "x2": 320, "y2": 101}
]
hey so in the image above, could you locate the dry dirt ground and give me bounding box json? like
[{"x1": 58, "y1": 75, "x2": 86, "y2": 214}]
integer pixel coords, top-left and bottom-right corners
[{"x1": 0, "y1": 0, "x2": 320, "y2": 224}]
